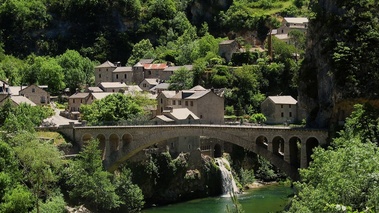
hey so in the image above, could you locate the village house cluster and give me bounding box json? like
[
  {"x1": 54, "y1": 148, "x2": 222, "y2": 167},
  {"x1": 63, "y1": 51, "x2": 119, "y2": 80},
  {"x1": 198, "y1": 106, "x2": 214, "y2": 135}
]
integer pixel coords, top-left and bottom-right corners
[{"x1": 0, "y1": 17, "x2": 307, "y2": 126}]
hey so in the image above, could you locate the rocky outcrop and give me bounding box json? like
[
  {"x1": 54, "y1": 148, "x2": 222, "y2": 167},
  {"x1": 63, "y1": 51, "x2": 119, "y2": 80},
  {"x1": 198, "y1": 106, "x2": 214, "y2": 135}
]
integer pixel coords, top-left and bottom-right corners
[
  {"x1": 298, "y1": 0, "x2": 344, "y2": 128},
  {"x1": 128, "y1": 150, "x2": 222, "y2": 206},
  {"x1": 189, "y1": 0, "x2": 232, "y2": 25}
]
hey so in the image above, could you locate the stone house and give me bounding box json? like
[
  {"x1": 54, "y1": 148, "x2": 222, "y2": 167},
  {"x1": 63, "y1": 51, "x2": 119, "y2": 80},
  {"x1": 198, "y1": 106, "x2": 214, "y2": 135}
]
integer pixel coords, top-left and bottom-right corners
[
  {"x1": 94, "y1": 61, "x2": 117, "y2": 84},
  {"x1": 68, "y1": 93, "x2": 90, "y2": 113},
  {"x1": 156, "y1": 85, "x2": 224, "y2": 124},
  {"x1": 112, "y1": 66, "x2": 133, "y2": 84},
  {"x1": 273, "y1": 17, "x2": 309, "y2": 44},
  {"x1": 150, "y1": 83, "x2": 170, "y2": 94},
  {"x1": 219, "y1": 40, "x2": 240, "y2": 63},
  {"x1": 261, "y1": 96, "x2": 298, "y2": 124},
  {"x1": 152, "y1": 108, "x2": 200, "y2": 125},
  {"x1": 139, "y1": 78, "x2": 159, "y2": 91},
  {"x1": 19, "y1": 84, "x2": 50, "y2": 105}
]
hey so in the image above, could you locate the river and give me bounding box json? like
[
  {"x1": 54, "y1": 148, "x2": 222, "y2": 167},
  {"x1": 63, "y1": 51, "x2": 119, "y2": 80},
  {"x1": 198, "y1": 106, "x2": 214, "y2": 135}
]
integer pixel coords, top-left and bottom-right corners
[{"x1": 142, "y1": 184, "x2": 292, "y2": 213}]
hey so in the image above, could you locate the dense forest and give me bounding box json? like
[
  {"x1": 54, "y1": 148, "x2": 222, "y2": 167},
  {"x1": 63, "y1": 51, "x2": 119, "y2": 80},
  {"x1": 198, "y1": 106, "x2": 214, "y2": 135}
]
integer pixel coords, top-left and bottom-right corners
[{"x1": 1, "y1": 0, "x2": 379, "y2": 212}]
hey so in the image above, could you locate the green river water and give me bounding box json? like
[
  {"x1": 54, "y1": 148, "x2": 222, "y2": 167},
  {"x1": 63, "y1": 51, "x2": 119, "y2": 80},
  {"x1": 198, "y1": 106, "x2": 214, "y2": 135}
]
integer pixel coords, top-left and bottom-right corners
[{"x1": 142, "y1": 184, "x2": 293, "y2": 213}]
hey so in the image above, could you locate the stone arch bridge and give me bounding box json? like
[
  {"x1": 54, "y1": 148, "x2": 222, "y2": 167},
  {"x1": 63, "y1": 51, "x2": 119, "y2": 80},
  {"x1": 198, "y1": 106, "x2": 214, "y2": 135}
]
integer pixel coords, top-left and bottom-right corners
[{"x1": 59, "y1": 124, "x2": 328, "y2": 180}]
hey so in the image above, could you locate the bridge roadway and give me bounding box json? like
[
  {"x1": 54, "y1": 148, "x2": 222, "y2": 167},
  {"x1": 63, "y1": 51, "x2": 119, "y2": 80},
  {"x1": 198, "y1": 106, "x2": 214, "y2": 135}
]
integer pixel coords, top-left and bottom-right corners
[{"x1": 59, "y1": 124, "x2": 329, "y2": 180}]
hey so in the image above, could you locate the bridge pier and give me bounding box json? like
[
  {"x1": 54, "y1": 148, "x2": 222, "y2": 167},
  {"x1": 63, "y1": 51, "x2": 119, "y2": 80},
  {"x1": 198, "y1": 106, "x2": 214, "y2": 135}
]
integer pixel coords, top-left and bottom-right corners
[
  {"x1": 284, "y1": 138, "x2": 290, "y2": 164},
  {"x1": 300, "y1": 141, "x2": 307, "y2": 168}
]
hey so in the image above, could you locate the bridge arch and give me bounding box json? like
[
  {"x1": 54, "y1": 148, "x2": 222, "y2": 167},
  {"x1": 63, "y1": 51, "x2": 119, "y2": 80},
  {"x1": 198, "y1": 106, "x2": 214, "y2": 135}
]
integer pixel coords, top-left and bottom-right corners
[
  {"x1": 122, "y1": 133, "x2": 133, "y2": 152},
  {"x1": 96, "y1": 134, "x2": 106, "y2": 160},
  {"x1": 289, "y1": 137, "x2": 301, "y2": 167},
  {"x1": 272, "y1": 136, "x2": 284, "y2": 158},
  {"x1": 214, "y1": 144, "x2": 222, "y2": 158},
  {"x1": 306, "y1": 137, "x2": 319, "y2": 166},
  {"x1": 109, "y1": 134, "x2": 120, "y2": 153},
  {"x1": 256, "y1": 136, "x2": 268, "y2": 149},
  {"x1": 82, "y1": 133, "x2": 92, "y2": 146}
]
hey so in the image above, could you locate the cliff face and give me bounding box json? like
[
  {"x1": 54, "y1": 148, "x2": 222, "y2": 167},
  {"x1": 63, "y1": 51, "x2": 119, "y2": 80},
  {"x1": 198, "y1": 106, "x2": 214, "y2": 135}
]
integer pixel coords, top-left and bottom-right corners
[
  {"x1": 189, "y1": 0, "x2": 232, "y2": 25},
  {"x1": 299, "y1": 0, "x2": 379, "y2": 128}
]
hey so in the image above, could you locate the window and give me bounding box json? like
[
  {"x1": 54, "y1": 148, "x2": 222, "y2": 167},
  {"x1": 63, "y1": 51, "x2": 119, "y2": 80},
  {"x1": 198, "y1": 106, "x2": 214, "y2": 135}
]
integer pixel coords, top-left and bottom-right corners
[
  {"x1": 173, "y1": 100, "x2": 176, "y2": 105},
  {"x1": 73, "y1": 99, "x2": 75, "y2": 103},
  {"x1": 188, "y1": 144, "x2": 191, "y2": 150},
  {"x1": 281, "y1": 112, "x2": 284, "y2": 117},
  {"x1": 200, "y1": 115, "x2": 203, "y2": 118},
  {"x1": 124, "y1": 74, "x2": 127, "y2": 79},
  {"x1": 190, "y1": 101, "x2": 193, "y2": 106},
  {"x1": 99, "y1": 74, "x2": 101, "y2": 78},
  {"x1": 160, "y1": 98, "x2": 163, "y2": 104},
  {"x1": 185, "y1": 101, "x2": 188, "y2": 106},
  {"x1": 116, "y1": 74, "x2": 119, "y2": 79},
  {"x1": 32, "y1": 88, "x2": 35, "y2": 93},
  {"x1": 289, "y1": 112, "x2": 292, "y2": 117},
  {"x1": 171, "y1": 142, "x2": 174, "y2": 148},
  {"x1": 106, "y1": 69, "x2": 108, "y2": 71},
  {"x1": 289, "y1": 105, "x2": 291, "y2": 108},
  {"x1": 143, "y1": 83, "x2": 147, "y2": 88},
  {"x1": 148, "y1": 71, "x2": 152, "y2": 75},
  {"x1": 178, "y1": 101, "x2": 181, "y2": 105},
  {"x1": 281, "y1": 104, "x2": 283, "y2": 108}
]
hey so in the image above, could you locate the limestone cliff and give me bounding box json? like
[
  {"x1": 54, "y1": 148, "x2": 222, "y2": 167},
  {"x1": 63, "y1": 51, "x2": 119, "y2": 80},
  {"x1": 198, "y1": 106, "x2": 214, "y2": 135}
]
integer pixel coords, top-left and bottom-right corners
[{"x1": 298, "y1": 0, "x2": 379, "y2": 128}]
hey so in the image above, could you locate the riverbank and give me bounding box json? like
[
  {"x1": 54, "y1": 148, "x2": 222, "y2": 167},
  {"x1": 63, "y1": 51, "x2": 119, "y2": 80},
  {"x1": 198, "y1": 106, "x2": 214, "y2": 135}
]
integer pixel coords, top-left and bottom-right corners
[{"x1": 245, "y1": 180, "x2": 280, "y2": 189}]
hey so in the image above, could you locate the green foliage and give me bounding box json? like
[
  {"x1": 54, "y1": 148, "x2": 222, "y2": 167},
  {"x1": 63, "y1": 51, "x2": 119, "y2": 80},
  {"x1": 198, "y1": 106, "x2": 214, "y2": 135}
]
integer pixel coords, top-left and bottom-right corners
[
  {"x1": 168, "y1": 67, "x2": 194, "y2": 90},
  {"x1": 0, "y1": 184, "x2": 33, "y2": 213},
  {"x1": 80, "y1": 93, "x2": 145, "y2": 125},
  {"x1": 127, "y1": 39, "x2": 155, "y2": 65},
  {"x1": 256, "y1": 156, "x2": 277, "y2": 181},
  {"x1": 1, "y1": 102, "x2": 53, "y2": 133},
  {"x1": 239, "y1": 169, "x2": 255, "y2": 187},
  {"x1": 114, "y1": 167, "x2": 145, "y2": 212},
  {"x1": 225, "y1": 105, "x2": 235, "y2": 116},
  {"x1": 66, "y1": 139, "x2": 121, "y2": 211},
  {"x1": 13, "y1": 132, "x2": 63, "y2": 212},
  {"x1": 57, "y1": 49, "x2": 94, "y2": 93},
  {"x1": 249, "y1": 113, "x2": 267, "y2": 124},
  {"x1": 287, "y1": 104, "x2": 379, "y2": 212},
  {"x1": 31, "y1": 194, "x2": 66, "y2": 213}
]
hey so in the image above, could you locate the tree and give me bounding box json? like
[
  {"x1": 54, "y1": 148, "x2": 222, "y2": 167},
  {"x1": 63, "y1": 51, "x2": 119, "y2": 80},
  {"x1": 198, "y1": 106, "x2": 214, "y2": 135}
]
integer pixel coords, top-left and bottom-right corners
[
  {"x1": 66, "y1": 139, "x2": 121, "y2": 211},
  {"x1": 287, "y1": 104, "x2": 379, "y2": 212},
  {"x1": 13, "y1": 132, "x2": 63, "y2": 213},
  {"x1": 127, "y1": 39, "x2": 155, "y2": 65},
  {"x1": 114, "y1": 167, "x2": 145, "y2": 212},
  {"x1": 168, "y1": 67, "x2": 193, "y2": 90},
  {"x1": 57, "y1": 50, "x2": 94, "y2": 93},
  {"x1": 80, "y1": 93, "x2": 145, "y2": 125},
  {"x1": 37, "y1": 57, "x2": 66, "y2": 94},
  {"x1": 249, "y1": 113, "x2": 267, "y2": 124}
]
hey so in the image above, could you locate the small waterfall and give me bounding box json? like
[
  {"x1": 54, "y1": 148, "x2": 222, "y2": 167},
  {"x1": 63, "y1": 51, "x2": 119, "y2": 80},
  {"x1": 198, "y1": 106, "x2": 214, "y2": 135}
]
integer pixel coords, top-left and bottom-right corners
[{"x1": 215, "y1": 158, "x2": 239, "y2": 196}]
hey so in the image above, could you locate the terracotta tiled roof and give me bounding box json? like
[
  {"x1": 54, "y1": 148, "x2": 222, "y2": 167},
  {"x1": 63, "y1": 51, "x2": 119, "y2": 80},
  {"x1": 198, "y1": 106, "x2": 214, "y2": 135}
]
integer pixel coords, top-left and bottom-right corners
[{"x1": 143, "y1": 63, "x2": 168, "y2": 70}]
